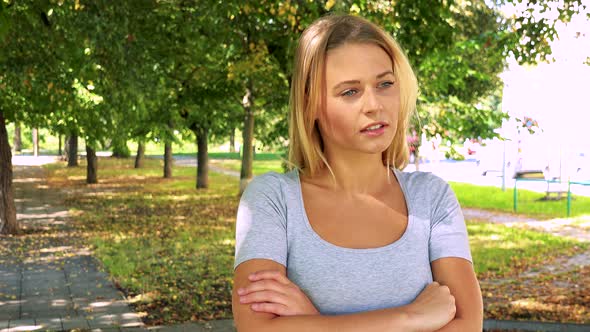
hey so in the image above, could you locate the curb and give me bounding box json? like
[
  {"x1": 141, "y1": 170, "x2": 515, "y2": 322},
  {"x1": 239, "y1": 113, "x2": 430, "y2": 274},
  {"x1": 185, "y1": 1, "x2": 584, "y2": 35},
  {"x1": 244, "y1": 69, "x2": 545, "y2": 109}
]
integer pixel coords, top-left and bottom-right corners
[
  {"x1": 146, "y1": 319, "x2": 235, "y2": 332},
  {"x1": 145, "y1": 319, "x2": 590, "y2": 332},
  {"x1": 484, "y1": 319, "x2": 590, "y2": 331}
]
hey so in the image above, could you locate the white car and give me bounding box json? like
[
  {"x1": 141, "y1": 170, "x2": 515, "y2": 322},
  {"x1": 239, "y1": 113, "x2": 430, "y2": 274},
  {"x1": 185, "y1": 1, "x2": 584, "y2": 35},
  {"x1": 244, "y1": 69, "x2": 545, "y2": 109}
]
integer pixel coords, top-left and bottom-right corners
[{"x1": 477, "y1": 138, "x2": 550, "y2": 179}]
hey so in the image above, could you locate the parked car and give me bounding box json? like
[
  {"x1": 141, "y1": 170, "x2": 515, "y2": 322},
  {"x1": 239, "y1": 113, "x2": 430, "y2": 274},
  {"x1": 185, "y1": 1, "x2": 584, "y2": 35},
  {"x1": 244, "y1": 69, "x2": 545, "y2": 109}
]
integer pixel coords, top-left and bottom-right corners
[{"x1": 477, "y1": 138, "x2": 550, "y2": 178}]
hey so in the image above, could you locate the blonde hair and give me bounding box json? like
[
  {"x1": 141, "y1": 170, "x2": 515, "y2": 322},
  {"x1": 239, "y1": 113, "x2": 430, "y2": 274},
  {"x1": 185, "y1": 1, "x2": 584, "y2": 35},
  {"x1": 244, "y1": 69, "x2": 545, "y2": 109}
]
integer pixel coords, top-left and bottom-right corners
[{"x1": 287, "y1": 14, "x2": 418, "y2": 178}]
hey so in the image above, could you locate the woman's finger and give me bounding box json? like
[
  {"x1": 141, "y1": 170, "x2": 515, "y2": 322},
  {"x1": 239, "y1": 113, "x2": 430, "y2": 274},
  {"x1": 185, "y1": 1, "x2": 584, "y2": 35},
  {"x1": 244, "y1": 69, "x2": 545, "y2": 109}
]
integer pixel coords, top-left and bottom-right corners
[
  {"x1": 239, "y1": 290, "x2": 288, "y2": 305},
  {"x1": 251, "y1": 302, "x2": 290, "y2": 316},
  {"x1": 248, "y1": 270, "x2": 291, "y2": 285},
  {"x1": 238, "y1": 279, "x2": 288, "y2": 296}
]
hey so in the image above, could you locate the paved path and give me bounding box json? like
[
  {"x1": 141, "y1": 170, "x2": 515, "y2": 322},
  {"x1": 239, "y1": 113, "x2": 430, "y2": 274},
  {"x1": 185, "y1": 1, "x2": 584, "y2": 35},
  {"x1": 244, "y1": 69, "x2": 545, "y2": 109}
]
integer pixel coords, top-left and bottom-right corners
[
  {"x1": 173, "y1": 157, "x2": 240, "y2": 178},
  {"x1": 463, "y1": 208, "x2": 590, "y2": 243},
  {"x1": 0, "y1": 166, "x2": 144, "y2": 331}
]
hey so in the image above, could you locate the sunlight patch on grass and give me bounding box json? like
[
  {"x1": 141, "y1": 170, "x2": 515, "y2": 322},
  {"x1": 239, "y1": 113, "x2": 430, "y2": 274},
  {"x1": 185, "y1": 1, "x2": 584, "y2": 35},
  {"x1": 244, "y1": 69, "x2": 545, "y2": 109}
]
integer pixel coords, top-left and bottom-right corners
[{"x1": 467, "y1": 221, "x2": 586, "y2": 277}]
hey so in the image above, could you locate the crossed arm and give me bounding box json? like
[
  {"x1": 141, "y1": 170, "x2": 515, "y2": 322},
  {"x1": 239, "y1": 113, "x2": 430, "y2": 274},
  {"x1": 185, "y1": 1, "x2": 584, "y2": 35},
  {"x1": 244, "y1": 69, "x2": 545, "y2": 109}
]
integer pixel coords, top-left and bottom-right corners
[{"x1": 232, "y1": 257, "x2": 483, "y2": 332}]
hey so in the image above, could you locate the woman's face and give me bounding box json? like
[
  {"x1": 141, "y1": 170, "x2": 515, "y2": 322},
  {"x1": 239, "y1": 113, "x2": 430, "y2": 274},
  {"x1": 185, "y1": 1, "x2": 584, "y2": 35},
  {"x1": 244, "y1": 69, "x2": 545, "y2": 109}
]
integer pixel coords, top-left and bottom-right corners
[{"x1": 317, "y1": 42, "x2": 400, "y2": 158}]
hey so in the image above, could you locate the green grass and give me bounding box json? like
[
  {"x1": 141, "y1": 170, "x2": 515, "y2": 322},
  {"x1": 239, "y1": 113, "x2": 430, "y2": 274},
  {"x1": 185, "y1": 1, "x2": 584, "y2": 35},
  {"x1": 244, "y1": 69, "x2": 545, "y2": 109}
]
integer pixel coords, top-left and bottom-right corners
[
  {"x1": 450, "y1": 182, "x2": 590, "y2": 219},
  {"x1": 207, "y1": 152, "x2": 282, "y2": 160},
  {"x1": 466, "y1": 221, "x2": 586, "y2": 277},
  {"x1": 211, "y1": 159, "x2": 284, "y2": 175}
]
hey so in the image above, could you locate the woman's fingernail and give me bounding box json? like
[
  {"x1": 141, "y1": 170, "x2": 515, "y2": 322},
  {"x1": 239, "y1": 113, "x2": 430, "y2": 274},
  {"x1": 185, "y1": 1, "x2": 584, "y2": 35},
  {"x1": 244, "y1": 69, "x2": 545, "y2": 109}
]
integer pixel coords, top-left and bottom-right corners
[
  {"x1": 237, "y1": 288, "x2": 245, "y2": 295},
  {"x1": 248, "y1": 274, "x2": 256, "y2": 279},
  {"x1": 251, "y1": 304, "x2": 259, "y2": 309},
  {"x1": 239, "y1": 296, "x2": 246, "y2": 303}
]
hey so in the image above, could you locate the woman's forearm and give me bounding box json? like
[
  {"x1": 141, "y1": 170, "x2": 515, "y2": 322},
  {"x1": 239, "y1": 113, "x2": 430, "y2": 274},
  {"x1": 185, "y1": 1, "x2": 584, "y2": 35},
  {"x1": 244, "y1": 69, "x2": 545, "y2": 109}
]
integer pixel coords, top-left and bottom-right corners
[
  {"x1": 238, "y1": 306, "x2": 415, "y2": 332},
  {"x1": 435, "y1": 318, "x2": 482, "y2": 332}
]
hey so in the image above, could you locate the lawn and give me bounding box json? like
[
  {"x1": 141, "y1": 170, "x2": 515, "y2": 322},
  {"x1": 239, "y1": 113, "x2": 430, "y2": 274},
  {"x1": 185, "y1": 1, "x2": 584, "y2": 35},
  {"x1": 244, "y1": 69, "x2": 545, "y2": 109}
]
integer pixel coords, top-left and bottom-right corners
[
  {"x1": 210, "y1": 159, "x2": 285, "y2": 175},
  {"x1": 44, "y1": 158, "x2": 589, "y2": 324},
  {"x1": 450, "y1": 181, "x2": 590, "y2": 219},
  {"x1": 466, "y1": 221, "x2": 585, "y2": 277}
]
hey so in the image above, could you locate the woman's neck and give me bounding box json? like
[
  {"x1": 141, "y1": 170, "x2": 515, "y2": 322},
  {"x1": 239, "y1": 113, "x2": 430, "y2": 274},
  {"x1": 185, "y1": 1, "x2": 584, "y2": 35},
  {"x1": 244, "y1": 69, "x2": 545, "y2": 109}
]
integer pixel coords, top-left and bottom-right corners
[{"x1": 310, "y1": 151, "x2": 393, "y2": 196}]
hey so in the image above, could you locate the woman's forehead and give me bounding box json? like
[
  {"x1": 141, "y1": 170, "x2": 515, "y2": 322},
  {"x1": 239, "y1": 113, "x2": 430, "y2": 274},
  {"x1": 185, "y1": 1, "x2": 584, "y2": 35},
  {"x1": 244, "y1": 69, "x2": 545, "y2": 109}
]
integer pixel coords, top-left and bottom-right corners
[{"x1": 324, "y1": 43, "x2": 394, "y2": 83}]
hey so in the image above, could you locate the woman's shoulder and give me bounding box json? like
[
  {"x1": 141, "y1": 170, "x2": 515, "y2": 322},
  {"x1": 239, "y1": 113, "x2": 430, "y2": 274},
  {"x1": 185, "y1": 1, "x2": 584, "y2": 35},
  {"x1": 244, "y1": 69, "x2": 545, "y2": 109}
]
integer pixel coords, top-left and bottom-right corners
[
  {"x1": 395, "y1": 169, "x2": 454, "y2": 213},
  {"x1": 395, "y1": 169, "x2": 449, "y2": 191},
  {"x1": 241, "y1": 170, "x2": 299, "y2": 200},
  {"x1": 245, "y1": 170, "x2": 298, "y2": 187},
  {"x1": 396, "y1": 169, "x2": 461, "y2": 221}
]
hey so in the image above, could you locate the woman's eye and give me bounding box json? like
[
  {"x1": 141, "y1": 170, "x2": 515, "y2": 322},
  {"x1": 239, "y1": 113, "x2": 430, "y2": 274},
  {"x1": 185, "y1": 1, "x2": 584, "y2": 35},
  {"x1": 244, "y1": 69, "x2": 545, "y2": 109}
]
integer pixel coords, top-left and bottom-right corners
[
  {"x1": 379, "y1": 81, "x2": 394, "y2": 88},
  {"x1": 341, "y1": 89, "x2": 358, "y2": 97}
]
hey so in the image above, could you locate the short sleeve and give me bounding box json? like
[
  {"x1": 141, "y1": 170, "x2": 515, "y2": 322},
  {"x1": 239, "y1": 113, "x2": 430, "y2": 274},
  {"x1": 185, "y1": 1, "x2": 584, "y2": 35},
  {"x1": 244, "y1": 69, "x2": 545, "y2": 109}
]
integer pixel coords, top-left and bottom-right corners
[
  {"x1": 428, "y1": 177, "x2": 472, "y2": 263},
  {"x1": 234, "y1": 173, "x2": 288, "y2": 270}
]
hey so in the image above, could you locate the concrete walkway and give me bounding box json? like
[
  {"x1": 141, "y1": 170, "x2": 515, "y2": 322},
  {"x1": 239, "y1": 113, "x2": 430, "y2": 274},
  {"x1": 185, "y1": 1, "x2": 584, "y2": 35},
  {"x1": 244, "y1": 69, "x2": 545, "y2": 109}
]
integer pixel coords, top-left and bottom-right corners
[
  {"x1": 0, "y1": 166, "x2": 145, "y2": 331},
  {"x1": 172, "y1": 156, "x2": 240, "y2": 178},
  {"x1": 463, "y1": 208, "x2": 590, "y2": 243}
]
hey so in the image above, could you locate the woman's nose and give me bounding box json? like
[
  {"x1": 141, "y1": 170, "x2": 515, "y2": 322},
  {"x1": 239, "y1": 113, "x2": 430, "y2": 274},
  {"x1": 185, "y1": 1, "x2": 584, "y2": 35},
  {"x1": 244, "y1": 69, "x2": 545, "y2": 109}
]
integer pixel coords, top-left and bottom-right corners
[{"x1": 362, "y1": 88, "x2": 382, "y2": 113}]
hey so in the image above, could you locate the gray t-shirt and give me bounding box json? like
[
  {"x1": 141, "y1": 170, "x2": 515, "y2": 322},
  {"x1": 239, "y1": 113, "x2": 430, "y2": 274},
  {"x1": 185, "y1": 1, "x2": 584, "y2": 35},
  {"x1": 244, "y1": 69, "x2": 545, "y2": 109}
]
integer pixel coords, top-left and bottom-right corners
[{"x1": 234, "y1": 168, "x2": 472, "y2": 315}]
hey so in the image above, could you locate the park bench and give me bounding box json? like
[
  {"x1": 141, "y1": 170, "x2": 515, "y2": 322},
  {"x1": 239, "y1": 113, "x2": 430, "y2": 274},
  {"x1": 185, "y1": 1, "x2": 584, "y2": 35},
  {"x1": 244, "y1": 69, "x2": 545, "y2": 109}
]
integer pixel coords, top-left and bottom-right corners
[
  {"x1": 513, "y1": 170, "x2": 568, "y2": 200},
  {"x1": 513, "y1": 171, "x2": 590, "y2": 217}
]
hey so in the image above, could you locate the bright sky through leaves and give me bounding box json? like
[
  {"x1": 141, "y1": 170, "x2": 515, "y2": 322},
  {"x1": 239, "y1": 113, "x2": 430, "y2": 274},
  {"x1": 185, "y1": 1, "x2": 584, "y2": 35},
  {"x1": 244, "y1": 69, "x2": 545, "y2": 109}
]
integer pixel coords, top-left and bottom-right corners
[{"x1": 498, "y1": 1, "x2": 590, "y2": 177}]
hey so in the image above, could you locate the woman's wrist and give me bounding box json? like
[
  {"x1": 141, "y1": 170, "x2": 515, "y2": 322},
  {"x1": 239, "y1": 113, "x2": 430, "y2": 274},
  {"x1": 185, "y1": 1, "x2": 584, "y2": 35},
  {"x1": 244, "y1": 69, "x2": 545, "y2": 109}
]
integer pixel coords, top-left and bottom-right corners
[{"x1": 388, "y1": 305, "x2": 417, "y2": 332}]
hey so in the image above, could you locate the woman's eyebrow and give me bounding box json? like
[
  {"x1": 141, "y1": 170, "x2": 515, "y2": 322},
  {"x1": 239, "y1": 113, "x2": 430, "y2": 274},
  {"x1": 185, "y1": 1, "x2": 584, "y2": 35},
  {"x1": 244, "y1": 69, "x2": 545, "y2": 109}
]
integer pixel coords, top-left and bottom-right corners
[
  {"x1": 332, "y1": 71, "x2": 395, "y2": 90},
  {"x1": 376, "y1": 70, "x2": 394, "y2": 78},
  {"x1": 333, "y1": 80, "x2": 360, "y2": 90}
]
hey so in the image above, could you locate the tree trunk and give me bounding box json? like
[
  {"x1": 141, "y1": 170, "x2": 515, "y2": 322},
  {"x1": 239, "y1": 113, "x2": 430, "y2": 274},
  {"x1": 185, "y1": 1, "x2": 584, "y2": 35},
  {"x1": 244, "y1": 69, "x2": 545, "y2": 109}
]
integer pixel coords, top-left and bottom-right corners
[
  {"x1": 32, "y1": 128, "x2": 39, "y2": 157},
  {"x1": 134, "y1": 141, "x2": 145, "y2": 169},
  {"x1": 58, "y1": 135, "x2": 62, "y2": 157},
  {"x1": 164, "y1": 142, "x2": 172, "y2": 178},
  {"x1": 67, "y1": 135, "x2": 78, "y2": 167},
  {"x1": 63, "y1": 135, "x2": 69, "y2": 161},
  {"x1": 13, "y1": 123, "x2": 22, "y2": 152},
  {"x1": 229, "y1": 127, "x2": 235, "y2": 153},
  {"x1": 240, "y1": 85, "x2": 254, "y2": 194},
  {"x1": 86, "y1": 145, "x2": 98, "y2": 184},
  {"x1": 196, "y1": 127, "x2": 209, "y2": 189},
  {"x1": 0, "y1": 111, "x2": 19, "y2": 235}
]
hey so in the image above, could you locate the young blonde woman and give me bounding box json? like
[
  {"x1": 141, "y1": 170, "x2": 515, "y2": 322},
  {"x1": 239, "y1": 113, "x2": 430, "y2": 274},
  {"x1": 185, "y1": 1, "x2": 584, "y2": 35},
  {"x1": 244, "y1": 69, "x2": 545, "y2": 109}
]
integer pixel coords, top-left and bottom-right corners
[{"x1": 232, "y1": 14, "x2": 483, "y2": 332}]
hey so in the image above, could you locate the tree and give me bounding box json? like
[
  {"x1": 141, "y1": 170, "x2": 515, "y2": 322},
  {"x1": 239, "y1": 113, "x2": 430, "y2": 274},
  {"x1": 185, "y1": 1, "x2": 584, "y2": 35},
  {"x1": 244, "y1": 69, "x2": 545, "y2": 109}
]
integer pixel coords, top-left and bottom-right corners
[
  {"x1": 134, "y1": 141, "x2": 145, "y2": 168},
  {"x1": 67, "y1": 136, "x2": 78, "y2": 167},
  {"x1": 86, "y1": 144, "x2": 98, "y2": 184},
  {"x1": 0, "y1": 0, "x2": 80, "y2": 234},
  {"x1": 221, "y1": 0, "x2": 327, "y2": 193},
  {"x1": 1, "y1": 0, "x2": 587, "y2": 234},
  {"x1": 0, "y1": 111, "x2": 18, "y2": 235},
  {"x1": 13, "y1": 123, "x2": 21, "y2": 152},
  {"x1": 128, "y1": 0, "x2": 245, "y2": 188},
  {"x1": 32, "y1": 128, "x2": 39, "y2": 156}
]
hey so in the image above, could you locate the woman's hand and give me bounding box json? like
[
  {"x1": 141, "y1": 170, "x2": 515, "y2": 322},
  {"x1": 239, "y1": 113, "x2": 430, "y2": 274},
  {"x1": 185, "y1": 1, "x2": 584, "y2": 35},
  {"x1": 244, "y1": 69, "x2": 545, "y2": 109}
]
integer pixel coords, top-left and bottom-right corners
[
  {"x1": 404, "y1": 282, "x2": 456, "y2": 332},
  {"x1": 236, "y1": 270, "x2": 320, "y2": 316}
]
